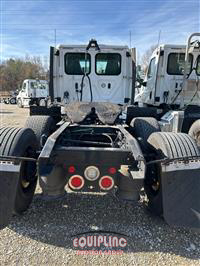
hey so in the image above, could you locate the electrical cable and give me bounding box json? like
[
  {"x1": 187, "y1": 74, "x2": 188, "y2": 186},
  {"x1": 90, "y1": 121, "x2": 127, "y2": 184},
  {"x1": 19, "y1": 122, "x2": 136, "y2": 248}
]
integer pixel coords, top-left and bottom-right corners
[
  {"x1": 182, "y1": 52, "x2": 200, "y2": 109},
  {"x1": 171, "y1": 43, "x2": 200, "y2": 106},
  {"x1": 80, "y1": 40, "x2": 99, "y2": 102},
  {"x1": 87, "y1": 74, "x2": 93, "y2": 102}
]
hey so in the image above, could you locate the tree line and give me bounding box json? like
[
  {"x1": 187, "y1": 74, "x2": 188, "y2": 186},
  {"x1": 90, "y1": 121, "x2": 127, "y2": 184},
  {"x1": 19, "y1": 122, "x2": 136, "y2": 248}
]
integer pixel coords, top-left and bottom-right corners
[{"x1": 0, "y1": 56, "x2": 48, "y2": 92}]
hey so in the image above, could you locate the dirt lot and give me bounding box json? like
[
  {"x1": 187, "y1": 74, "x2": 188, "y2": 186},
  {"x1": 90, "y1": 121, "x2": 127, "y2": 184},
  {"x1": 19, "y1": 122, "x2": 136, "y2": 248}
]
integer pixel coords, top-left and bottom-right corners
[{"x1": 0, "y1": 103, "x2": 200, "y2": 266}]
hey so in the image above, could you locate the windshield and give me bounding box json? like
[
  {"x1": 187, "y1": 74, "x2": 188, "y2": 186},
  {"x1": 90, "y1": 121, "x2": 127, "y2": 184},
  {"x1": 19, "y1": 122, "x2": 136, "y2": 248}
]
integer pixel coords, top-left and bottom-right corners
[
  {"x1": 65, "y1": 53, "x2": 91, "y2": 75},
  {"x1": 30, "y1": 81, "x2": 46, "y2": 89},
  {"x1": 167, "y1": 53, "x2": 193, "y2": 75}
]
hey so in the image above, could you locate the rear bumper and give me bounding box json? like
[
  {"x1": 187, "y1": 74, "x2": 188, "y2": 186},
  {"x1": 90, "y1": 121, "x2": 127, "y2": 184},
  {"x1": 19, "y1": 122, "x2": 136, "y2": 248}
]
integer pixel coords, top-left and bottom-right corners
[{"x1": 38, "y1": 147, "x2": 145, "y2": 198}]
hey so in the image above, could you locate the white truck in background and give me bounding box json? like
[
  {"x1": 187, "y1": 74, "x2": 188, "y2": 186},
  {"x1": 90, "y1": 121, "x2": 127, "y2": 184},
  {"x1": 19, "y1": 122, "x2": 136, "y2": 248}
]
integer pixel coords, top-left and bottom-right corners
[
  {"x1": 135, "y1": 33, "x2": 200, "y2": 133},
  {"x1": 17, "y1": 79, "x2": 49, "y2": 108}
]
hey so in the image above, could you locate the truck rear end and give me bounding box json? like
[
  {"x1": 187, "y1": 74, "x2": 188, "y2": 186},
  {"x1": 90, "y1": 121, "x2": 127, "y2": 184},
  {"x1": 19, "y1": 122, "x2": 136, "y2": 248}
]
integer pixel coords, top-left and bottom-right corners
[{"x1": 0, "y1": 40, "x2": 199, "y2": 231}]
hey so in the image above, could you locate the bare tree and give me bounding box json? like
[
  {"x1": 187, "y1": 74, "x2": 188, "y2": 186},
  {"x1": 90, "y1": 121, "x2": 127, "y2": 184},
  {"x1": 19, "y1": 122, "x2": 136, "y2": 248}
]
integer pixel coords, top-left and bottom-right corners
[{"x1": 141, "y1": 45, "x2": 157, "y2": 74}]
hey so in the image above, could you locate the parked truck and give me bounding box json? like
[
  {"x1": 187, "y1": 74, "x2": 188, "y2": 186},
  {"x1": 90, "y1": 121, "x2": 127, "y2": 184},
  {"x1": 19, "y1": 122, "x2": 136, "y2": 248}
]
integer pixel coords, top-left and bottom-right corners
[
  {"x1": 16, "y1": 79, "x2": 49, "y2": 108},
  {"x1": 135, "y1": 33, "x2": 200, "y2": 138},
  {"x1": 0, "y1": 39, "x2": 199, "y2": 231}
]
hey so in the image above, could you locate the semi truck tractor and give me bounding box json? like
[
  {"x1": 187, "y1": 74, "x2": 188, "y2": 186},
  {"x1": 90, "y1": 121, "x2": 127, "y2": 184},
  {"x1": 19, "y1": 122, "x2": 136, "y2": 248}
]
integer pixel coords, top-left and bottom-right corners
[
  {"x1": 16, "y1": 79, "x2": 49, "y2": 108},
  {"x1": 0, "y1": 39, "x2": 199, "y2": 231},
  {"x1": 135, "y1": 33, "x2": 200, "y2": 138}
]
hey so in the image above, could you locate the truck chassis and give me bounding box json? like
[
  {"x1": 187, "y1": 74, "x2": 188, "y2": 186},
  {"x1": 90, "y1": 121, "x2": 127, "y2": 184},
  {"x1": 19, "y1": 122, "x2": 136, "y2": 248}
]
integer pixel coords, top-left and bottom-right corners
[{"x1": 0, "y1": 102, "x2": 200, "y2": 230}]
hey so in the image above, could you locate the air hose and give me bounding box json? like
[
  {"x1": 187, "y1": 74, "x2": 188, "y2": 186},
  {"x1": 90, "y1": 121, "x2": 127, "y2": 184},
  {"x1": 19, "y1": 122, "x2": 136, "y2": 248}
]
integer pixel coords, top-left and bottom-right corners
[
  {"x1": 80, "y1": 73, "x2": 93, "y2": 102},
  {"x1": 80, "y1": 39, "x2": 100, "y2": 102}
]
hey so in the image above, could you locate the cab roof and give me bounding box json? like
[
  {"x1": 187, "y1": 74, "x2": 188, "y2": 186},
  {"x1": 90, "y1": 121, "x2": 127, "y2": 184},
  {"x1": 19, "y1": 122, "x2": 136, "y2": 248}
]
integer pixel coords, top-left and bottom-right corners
[
  {"x1": 152, "y1": 44, "x2": 187, "y2": 56},
  {"x1": 57, "y1": 44, "x2": 129, "y2": 50},
  {"x1": 24, "y1": 79, "x2": 48, "y2": 83},
  {"x1": 159, "y1": 44, "x2": 186, "y2": 50}
]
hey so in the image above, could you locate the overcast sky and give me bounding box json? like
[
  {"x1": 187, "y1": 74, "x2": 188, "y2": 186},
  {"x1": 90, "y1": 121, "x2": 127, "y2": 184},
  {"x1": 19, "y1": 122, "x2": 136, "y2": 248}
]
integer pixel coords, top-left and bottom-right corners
[{"x1": 1, "y1": 0, "x2": 200, "y2": 62}]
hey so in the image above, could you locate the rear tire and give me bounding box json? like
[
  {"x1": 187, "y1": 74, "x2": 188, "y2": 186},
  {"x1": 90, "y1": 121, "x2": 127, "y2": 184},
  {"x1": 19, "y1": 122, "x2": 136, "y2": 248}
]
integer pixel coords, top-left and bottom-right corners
[
  {"x1": 9, "y1": 97, "x2": 16, "y2": 104},
  {"x1": 0, "y1": 127, "x2": 37, "y2": 214},
  {"x1": 130, "y1": 117, "x2": 160, "y2": 153},
  {"x1": 188, "y1": 119, "x2": 200, "y2": 146},
  {"x1": 25, "y1": 115, "x2": 56, "y2": 149},
  {"x1": 145, "y1": 132, "x2": 199, "y2": 215},
  {"x1": 39, "y1": 99, "x2": 47, "y2": 107}
]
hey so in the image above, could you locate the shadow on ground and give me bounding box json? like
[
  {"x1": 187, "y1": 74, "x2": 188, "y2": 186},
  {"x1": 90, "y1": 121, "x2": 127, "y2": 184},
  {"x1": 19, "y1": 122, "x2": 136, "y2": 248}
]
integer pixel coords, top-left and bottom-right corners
[{"x1": 0, "y1": 111, "x2": 13, "y2": 114}]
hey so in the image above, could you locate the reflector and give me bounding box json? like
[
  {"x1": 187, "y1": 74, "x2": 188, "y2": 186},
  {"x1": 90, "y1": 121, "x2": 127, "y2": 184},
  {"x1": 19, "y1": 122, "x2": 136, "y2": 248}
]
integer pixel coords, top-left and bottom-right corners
[
  {"x1": 68, "y1": 166, "x2": 76, "y2": 173},
  {"x1": 109, "y1": 167, "x2": 117, "y2": 174}
]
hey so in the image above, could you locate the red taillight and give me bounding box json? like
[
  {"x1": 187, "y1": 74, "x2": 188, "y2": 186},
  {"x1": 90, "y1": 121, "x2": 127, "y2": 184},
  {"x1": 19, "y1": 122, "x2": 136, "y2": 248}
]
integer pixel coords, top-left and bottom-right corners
[
  {"x1": 108, "y1": 167, "x2": 116, "y2": 175},
  {"x1": 99, "y1": 176, "x2": 114, "y2": 190},
  {"x1": 68, "y1": 165, "x2": 76, "y2": 173},
  {"x1": 69, "y1": 175, "x2": 84, "y2": 190}
]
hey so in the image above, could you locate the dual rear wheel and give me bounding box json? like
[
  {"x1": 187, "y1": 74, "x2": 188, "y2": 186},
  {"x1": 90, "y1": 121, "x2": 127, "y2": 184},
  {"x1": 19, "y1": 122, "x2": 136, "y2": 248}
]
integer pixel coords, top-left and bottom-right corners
[
  {"x1": 189, "y1": 119, "x2": 200, "y2": 146},
  {"x1": 0, "y1": 115, "x2": 56, "y2": 214},
  {"x1": 0, "y1": 127, "x2": 37, "y2": 214},
  {"x1": 131, "y1": 117, "x2": 199, "y2": 215}
]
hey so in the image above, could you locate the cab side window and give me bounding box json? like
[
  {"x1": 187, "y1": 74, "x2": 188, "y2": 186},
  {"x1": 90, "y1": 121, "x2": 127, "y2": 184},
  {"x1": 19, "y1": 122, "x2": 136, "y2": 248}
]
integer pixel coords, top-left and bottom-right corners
[
  {"x1": 147, "y1": 57, "x2": 156, "y2": 79},
  {"x1": 22, "y1": 82, "x2": 26, "y2": 92}
]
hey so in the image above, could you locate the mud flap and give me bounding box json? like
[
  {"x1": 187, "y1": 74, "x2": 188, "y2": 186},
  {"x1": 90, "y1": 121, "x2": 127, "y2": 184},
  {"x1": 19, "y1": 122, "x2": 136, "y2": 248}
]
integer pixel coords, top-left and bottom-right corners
[
  {"x1": 0, "y1": 162, "x2": 20, "y2": 230},
  {"x1": 161, "y1": 161, "x2": 200, "y2": 229}
]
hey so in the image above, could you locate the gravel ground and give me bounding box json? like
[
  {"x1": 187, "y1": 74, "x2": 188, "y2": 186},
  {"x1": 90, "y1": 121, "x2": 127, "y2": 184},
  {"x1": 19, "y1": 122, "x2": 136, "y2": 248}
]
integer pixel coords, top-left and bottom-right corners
[{"x1": 0, "y1": 103, "x2": 200, "y2": 266}]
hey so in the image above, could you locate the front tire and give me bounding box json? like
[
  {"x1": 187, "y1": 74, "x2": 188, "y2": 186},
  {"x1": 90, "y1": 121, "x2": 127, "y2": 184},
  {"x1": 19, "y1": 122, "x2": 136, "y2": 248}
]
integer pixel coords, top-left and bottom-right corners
[
  {"x1": 17, "y1": 98, "x2": 23, "y2": 108},
  {"x1": 0, "y1": 127, "x2": 37, "y2": 214},
  {"x1": 39, "y1": 99, "x2": 47, "y2": 107}
]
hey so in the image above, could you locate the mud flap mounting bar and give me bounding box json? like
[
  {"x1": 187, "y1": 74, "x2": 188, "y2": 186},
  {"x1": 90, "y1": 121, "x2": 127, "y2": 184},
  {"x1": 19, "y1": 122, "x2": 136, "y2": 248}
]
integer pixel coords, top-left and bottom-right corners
[{"x1": 0, "y1": 161, "x2": 20, "y2": 230}]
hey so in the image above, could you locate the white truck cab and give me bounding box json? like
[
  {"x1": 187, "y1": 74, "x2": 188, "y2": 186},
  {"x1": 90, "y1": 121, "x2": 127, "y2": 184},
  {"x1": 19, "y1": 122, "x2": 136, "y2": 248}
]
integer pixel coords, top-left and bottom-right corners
[
  {"x1": 17, "y1": 79, "x2": 49, "y2": 107},
  {"x1": 51, "y1": 40, "x2": 135, "y2": 105},
  {"x1": 135, "y1": 34, "x2": 200, "y2": 108}
]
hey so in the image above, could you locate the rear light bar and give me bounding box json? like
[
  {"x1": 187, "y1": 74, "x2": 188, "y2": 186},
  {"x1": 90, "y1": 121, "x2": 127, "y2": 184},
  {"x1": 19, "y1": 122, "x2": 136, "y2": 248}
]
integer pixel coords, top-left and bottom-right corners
[
  {"x1": 99, "y1": 176, "x2": 114, "y2": 191},
  {"x1": 69, "y1": 175, "x2": 84, "y2": 190}
]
